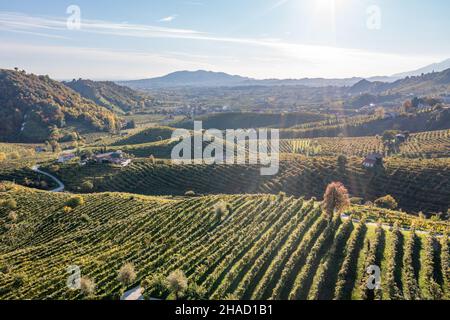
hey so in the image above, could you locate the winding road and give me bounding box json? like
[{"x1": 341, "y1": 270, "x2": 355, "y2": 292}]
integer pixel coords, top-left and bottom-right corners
[
  {"x1": 31, "y1": 165, "x2": 65, "y2": 192},
  {"x1": 120, "y1": 286, "x2": 144, "y2": 300}
]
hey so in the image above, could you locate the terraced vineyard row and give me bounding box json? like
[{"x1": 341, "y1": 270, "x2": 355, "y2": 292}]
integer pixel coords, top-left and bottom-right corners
[
  {"x1": 0, "y1": 186, "x2": 447, "y2": 300},
  {"x1": 398, "y1": 129, "x2": 450, "y2": 158},
  {"x1": 47, "y1": 156, "x2": 450, "y2": 214},
  {"x1": 280, "y1": 129, "x2": 450, "y2": 158}
]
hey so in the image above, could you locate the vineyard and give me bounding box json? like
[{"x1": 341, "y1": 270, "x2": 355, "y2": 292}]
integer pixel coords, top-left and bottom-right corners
[
  {"x1": 83, "y1": 128, "x2": 450, "y2": 161},
  {"x1": 279, "y1": 108, "x2": 450, "y2": 139},
  {"x1": 0, "y1": 185, "x2": 447, "y2": 300},
  {"x1": 110, "y1": 127, "x2": 176, "y2": 146},
  {"x1": 46, "y1": 156, "x2": 450, "y2": 215},
  {"x1": 281, "y1": 129, "x2": 450, "y2": 158}
]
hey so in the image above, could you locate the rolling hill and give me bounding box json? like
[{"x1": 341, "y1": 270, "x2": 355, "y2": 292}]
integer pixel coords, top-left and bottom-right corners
[
  {"x1": 64, "y1": 79, "x2": 157, "y2": 114},
  {"x1": 0, "y1": 185, "x2": 447, "y2": 300},
  {"x1": 280, "y1": 108, "x2": 450, "y2": 139},
  {"x1": 392, "y1": 58, "x2": 450, "y2": 78},
  {"x1": 173, "y1": 112, "x2": 328, "y2": 130},
  {"x1": 348, "y1": 68, "x2": 450, "y2": 96},
  {"x1": 45, "y1": 156, "x2": 450, "y2": 215},
  {"x1": 0, "y1": 69, "x2": 121, "y2": 143}
]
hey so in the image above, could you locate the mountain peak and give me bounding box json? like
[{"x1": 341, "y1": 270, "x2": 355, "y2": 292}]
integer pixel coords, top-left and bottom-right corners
[
  {"x1": 392, "y1": 58, "x2": 450, "y2": 78},
  {"x1": 120, "y1": 70, "x2": 252, "y2": 89}
]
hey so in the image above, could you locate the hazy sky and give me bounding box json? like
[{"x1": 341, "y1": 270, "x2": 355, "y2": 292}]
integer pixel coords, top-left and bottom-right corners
[{"x1": 1, "y1": 0, "x2": 449, "y2": 80}]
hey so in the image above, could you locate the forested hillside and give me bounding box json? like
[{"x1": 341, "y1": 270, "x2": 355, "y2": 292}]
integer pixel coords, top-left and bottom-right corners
[
  {"x1": 64, "y1": 79, "x2": 157, "y2": 114},
  {"x1": 0, "y1": 69, "x2": 121, "y2": 142}
]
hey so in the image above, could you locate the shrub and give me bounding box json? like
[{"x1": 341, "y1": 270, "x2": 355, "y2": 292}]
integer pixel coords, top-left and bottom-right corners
[
  {"x1": 185, "y1": 190, "x2": 196, "y2": 197},
  {"x1": 63, "y1": 206, "x2": 73, "y2": 213},
  {"x1": 184, "y1": 283, "x2": 206, "y2": 300},
  {"x1": 374, "y1": 195, "x2": 398, "y2": 210},
  {"x1": 350, "y1": 197, "x2": 363, "y2": 205},
  {"x1": 80, "y1": 277, "x2": 96, "y2": 296},
  {"x1": 143, "y1": 274, "x2": 170, "y2": 299},
  {"x1": 0, "y1": 263, "x2": 11, "y2": 274},
  {"x1": 166, "y1": 270, "x2": 188, "y2": 300},
  {"x1": 278, "y1": 191, "x2": 286, "y2": 202},
  {"x1": 80, "y1": 214, "x2": 91, "y2": 223},
  {"x1": 1, "y1": 198, "x2": 17, "y2": 211},
  {"x1": 7, "y1": 211, "x2": 18, "y2": 222},
  {"x1": 12, "y1": 274, "x2": 27, "y2": 288},
  {"x1": 214, "y1": 202, "x2": 228, "y2": 222},
  {"x1": 0, "y1": 152, "x2": 6, "y2": 162},
  {"x1": 65, "y1": 195, "x2": 85, "y2": 209},
  {"x1": 49, "y1": 164, "x2": 60, "y2": 172},
  {"x1": 117, "y1": 263, "x2": 136, "y2": 287},
  {"x1": 81, "y1": 181, "x2": 94, "y2": 192}
]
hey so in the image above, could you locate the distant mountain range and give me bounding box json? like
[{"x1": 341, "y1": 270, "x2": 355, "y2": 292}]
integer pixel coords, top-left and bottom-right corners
[
  {"x1": 119, "y1": 58, "x2": 450, "y2": 90},
  {"x1": 349, "y1": 68, "x2": 450, "y2": 96},
  {"x1": 119, "y1": 70, "x2": 368, "y2": 89},
  {"x1": 392, "y1": 58, "x2": 450, "y2": 78}
]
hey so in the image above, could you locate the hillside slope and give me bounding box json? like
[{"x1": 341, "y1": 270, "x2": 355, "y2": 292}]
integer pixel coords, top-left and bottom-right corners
[
  {"x1": 0, "y1": 186, "x2": 447, "y2": 300},
  {"x1": 174, "y1": 112, "x2": 328, "y2": 130},
  {"x1": 349, "y1": 68, "x2": 450, "y2": 95},
  {"x1": 47, "y1": 156, "x2": 450, "y2": 214},
  {"x1": 64, "y1": 79, "x2": 156, "y2": 114},
  {"x1": 0, "y1": 69, "x2": 121, "y2": 142},
  {"x1": 280, "y1": 109, "x2": 450, "y2": 139}
]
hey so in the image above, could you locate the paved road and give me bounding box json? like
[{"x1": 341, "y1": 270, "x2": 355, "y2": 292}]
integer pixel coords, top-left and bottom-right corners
[
  {"x1": 121, "y1": 286, "x2": 144, "y2": 300},
  {"x1": 31, "y1": 165, "x2": 65, "y2": 192}
]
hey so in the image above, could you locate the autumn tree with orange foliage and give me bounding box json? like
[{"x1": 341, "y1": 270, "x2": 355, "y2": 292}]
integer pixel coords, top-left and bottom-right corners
[{"x1": 322, "y1": 182, "x2": 350, "y2": 221}]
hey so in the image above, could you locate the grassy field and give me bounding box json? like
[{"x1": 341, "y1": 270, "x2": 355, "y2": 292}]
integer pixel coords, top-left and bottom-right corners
[{"x1": 0, "y1": 185, "x2": 447, "y2": 300}]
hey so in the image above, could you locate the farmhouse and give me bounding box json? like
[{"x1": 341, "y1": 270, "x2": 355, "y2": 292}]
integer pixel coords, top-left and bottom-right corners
[
  {"x1": 93, "y1": 150, "x2": 132, "y2": 167},
  {"x1": 362, "y1": 153, "x2": 383, "y2": 168}
]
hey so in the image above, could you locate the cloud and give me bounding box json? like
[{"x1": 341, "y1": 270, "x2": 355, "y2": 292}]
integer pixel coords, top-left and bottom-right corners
[
  {"x1": 159, "y1": 15, "x2": 178, "y2": 22},
  {"x1": 0, "y1": 11, "x2": 445, "y2": 79},
  {"x1": 0, "y1": 41, "x2": 216, "y2": 80},
  {"x1": 0, "y1": 12, "x2": 201, "y2": 39}
]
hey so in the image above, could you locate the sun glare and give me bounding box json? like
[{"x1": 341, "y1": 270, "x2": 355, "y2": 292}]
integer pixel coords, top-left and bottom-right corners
[{"x1": 315, "y1": 0, "x2": 336, "y2": 13}]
